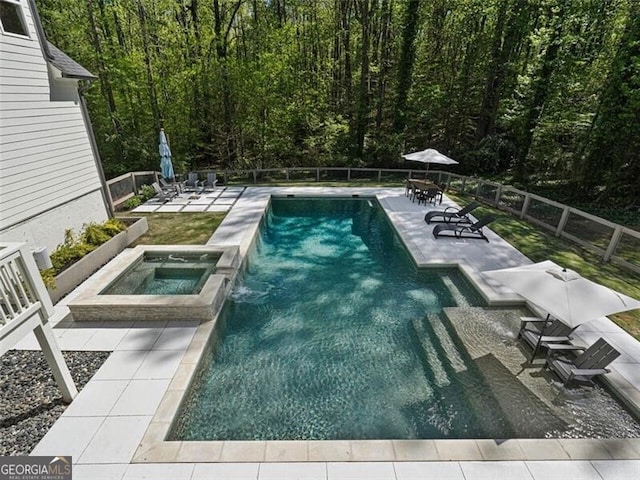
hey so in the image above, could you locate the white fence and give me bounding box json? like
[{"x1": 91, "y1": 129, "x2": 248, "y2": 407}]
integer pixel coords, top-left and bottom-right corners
[{"x1": 106, "y1": 167, "x2": 640, "y2": 275}]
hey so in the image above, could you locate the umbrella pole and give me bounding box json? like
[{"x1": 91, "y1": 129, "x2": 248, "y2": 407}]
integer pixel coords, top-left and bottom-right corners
[{"x1": 530, "y1": 313, "x2": 551, "y2": 362}]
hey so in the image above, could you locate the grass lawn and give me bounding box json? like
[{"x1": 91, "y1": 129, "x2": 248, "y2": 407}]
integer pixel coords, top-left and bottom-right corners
[
  {"x1": 447, "y1": 193, "x2": 640, "y2": 339},
  {"x1": 119, "y1": 212, "x2": 226, "y2": 245}
]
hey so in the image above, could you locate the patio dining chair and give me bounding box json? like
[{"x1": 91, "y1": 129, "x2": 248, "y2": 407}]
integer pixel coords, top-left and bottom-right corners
[{"x1": 544, "y1": 337, "x2": 620, "y2": 386}]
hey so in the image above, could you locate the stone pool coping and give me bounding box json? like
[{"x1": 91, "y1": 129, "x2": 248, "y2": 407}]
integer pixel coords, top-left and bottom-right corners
[
  {"x1": 68, "y1": 245, "x2": 239, "y2": 322},
  {"x1": 130, "y1": 187, "x2": 640, "y2": 463}
]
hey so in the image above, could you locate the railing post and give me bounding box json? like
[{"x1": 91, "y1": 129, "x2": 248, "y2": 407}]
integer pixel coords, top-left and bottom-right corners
[
  {"x1": 378, "y1": 170, "x2": 382, "y2": 182},
  {"x1": 445, "y1": 173, "x2": 451, "y2": 190},
  {"x1": 520, "y1": 194, "x2": 531, "y2": 219},
  {"x1": 130, "y1": 172, "x2": 136, "y2": 195},
  {"x1": 604, "y1": 226, "x2": 624, "y2": 262},
  {"x1": 494, "y1": 184, "x2": 502, "y2": 207},
  {"x1": 475, "y1": 180, "x2": 482, "y2": 199},
  {"x1": 556, "y1": 206, "x2": 571, "y2": 236},
  {"x1": 460, "y1": 176, "x2": 467, "y2": 195},
  {"x1": 317, "y1": 168, "x2": 320, "y2": 182},
  {"x1": 252, "y1": 170, "x2": 257, "y2": 183},
  {"x1": 286, "y1": 169, "x2": 289, "y2": 181},
  {"x1": 348, "y1": 168, "x2": 351, "y2": 182}
]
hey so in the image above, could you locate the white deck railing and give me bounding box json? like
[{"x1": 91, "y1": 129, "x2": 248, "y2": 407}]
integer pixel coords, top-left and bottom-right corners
[{"x1": 0, "y1": 242, "x2": 77, "y2": 402}]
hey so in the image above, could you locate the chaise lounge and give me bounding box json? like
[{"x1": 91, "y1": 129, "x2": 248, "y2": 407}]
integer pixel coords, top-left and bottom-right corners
[
  {"x1": 424, "y1": 201, "x2": 479, "y2": 224},
  {"x1": 432, "y1": 215, "x2": 495, "y2": 241},
  {"x1": 544, "y1": 338, "x2": 620, "y2": 386}
]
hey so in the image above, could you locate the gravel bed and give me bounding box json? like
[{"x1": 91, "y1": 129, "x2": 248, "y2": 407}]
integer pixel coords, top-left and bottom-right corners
[{"x1": 0, "y1": 350, "x2": 110, "y2": 456}]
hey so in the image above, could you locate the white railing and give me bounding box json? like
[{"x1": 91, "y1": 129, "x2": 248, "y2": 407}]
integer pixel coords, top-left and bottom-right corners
[{"x1": 0, "y1": 243, "x2": 77, "y2": 402}]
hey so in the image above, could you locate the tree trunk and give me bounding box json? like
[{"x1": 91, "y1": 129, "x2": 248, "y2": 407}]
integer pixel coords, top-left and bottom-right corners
[
  {"x1": 85, "y1": 0, "x2": 124, "y2": 163},
  {"x1": 513, "y1": 7, "x2": 563, "y2": 182},
  {"x1": 393, "y1": 0, "x2": 420, "y2": 134},
  {"x1": 354, "y1": 0, "x2": 372, "y2": 159},
  {"x1": 135, "y1": 0, "x2": 162, "y2": 134}
]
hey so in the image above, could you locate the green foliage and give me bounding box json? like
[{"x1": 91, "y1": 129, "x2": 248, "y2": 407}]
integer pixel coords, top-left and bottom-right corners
[
  {"x1": 46, "y1": 219, "x2": 127, "y2": 277},
  {"x1": 139, "y1": 184, "x2": 156, "y2": 201},
  {"x1": 122, "y1": 196, "x2": 142, "y2": 210},
  {"x1": 37, "y1": 0, "x2": 638, "y2": 206}
]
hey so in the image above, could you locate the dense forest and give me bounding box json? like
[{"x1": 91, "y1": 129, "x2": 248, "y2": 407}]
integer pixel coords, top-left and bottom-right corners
[{"x1": 39, "y1": 0, "x2": 639, "y2": 206}]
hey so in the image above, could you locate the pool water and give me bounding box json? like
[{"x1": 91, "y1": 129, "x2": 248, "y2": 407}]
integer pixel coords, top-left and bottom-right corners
[
  {"x1": 172, "y1": 198, "x2": 640, "y2": 440},
  {"x1": 100, "y1": 253, "x2": 218, "y2": 295}
]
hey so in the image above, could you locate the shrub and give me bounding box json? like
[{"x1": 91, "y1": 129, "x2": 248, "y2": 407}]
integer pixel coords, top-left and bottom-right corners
[
  {"x1": 139, "y1": 184, "x2": 156, "y2": 201},
  {"x1": 122, "y1": 196, "x2": 142, "y2": 210},
  {"x1": 42, "y1": 218, "x2": 129, "y2": 287}
]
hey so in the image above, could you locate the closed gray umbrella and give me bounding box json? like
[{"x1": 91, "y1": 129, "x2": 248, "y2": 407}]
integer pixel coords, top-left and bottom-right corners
[{"x1": 159, "y1": 128, "x2": 174, "y2": 180}]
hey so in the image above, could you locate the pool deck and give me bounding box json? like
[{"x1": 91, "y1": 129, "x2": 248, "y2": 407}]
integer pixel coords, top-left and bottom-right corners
[{"x1": 17, "y1": 187, "x2": 640, "y2": 479}]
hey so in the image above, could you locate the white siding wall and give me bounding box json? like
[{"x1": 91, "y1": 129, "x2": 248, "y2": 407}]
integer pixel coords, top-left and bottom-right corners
[
  {"x1": 0, "y1": 1, "x2": 108, "y2": 247},
  {"x1": 0, "y1": 190, "x2": 108, "y2": 253}
]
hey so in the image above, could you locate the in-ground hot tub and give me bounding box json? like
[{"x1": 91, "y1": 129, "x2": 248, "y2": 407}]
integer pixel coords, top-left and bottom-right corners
[{"x1": 68, "y1": 245, "x2": 239, "y2": 322}]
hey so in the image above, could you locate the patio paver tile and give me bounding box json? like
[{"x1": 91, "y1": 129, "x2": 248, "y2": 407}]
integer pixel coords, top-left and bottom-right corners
[
  {"x1": 394, "y1": 462, "x2": 465, "y2": 480},
  {"x1": 459, "y1": 461, "x2": 533, "y2": 480},
  {"x1": 122, "y1": 463, "x2": 195, "y2": 480},
  {"x1": 191, "y1": 463, "x2": 260, "y2": 480},
  {"x1": 110, "y1": 379, "x2": 171, "y2": 416},
  {"x1": 73, "y1": 463, "x2": 128, "y2": 480},
  {"x1": 93, "y1": 351, "x2": 149, "y2": 381},
  {"x1": 116, "y1": 327, "x2": 165, "y2": 351},
  {"x1": 326, "y1": 462, "x2": 395, "y2": 480},
  {"x1": 63, "y1": 380, "x2": 129, "y2": 417},
  {"x1": 31, "y1": 416, "x2": 104, "y2": 460},
  {"x1": 524, "y1": 460, "x2": 603, "y2": 480},
  {"x1": 79, "y1": 416, "x2": 152, "y2": 464},
  {"x1": 152, "y1": 326, "x2": 197, "y2": 351},
  {"x1": 258, "y1": 462, "x2": 326, "y2": 480},
  {"x1": 132, "y1": 350, "x2": 185, "y2": 380},
  {"x1": 591, "y1": 460, "x2": 640, "y2": 480}
]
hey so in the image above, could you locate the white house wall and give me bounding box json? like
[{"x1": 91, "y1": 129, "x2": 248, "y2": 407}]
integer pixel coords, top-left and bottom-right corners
[
  {"x1": 0, "y1": 190, "x2": 108, "y2": 253},
  {"x1": 0, "y1": 1, "x2": 109, "y2": 249}
]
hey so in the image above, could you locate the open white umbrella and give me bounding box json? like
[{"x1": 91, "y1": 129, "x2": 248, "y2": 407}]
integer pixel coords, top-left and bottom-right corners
[
  {"x1": 483, "y1": 260, "x2": 640, "y2": 328},
  {"x1": 402, "y1": 148, "x2": 459, "y2": 177},
  {"x1": 484, "y1": 260, "x2": 640, "y2": 359}
]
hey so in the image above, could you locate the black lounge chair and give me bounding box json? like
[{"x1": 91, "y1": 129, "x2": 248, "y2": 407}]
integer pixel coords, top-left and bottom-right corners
[
  {"x1": 519, "y1": 316, "x2": 575, "y2": 361},
  {"x1": 424, "y1": 201, "x2": 479, "y2": 224},
  {"x1": 544, "y1": 338, "x2": 620, "y2": 386},
  {"x1": 432, "y1": 215, "x2": 494, "y2": 241}
]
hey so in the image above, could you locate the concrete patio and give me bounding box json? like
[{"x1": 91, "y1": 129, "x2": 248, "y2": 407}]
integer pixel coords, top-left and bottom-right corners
[{"x1": 15, "y1": 187, "x2": 640, "y2": 479}]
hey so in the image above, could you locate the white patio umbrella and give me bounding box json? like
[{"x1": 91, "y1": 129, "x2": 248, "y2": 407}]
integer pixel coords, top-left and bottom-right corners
[
  {"x1": 484, "y1": 260, "x2": 640, "y2": 327},
  {"x1": 402, "y1": 148, "x2": 459, "y2": 176},
  {"x1": 484, "y1": 260, "x2": 640, "y2": 358}
]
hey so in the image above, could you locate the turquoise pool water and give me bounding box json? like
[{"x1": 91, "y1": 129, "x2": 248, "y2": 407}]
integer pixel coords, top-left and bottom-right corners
[
  {"x1": 173, "y1": 198, "x2": 640, "y2": 440},
  {"x1": 101, "y1": 253, "x2": 217, "y2": 295}
]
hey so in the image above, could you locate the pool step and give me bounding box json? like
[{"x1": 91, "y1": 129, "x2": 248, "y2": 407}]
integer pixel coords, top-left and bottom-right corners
[{"x1": 411, "y1": 316, "x2": 450, "y2": 388}]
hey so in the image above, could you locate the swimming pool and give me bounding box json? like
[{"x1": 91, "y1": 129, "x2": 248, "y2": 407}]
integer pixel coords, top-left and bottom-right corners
[{"x1": 172, "y1": 198, "x2": 640, "y2": 441}]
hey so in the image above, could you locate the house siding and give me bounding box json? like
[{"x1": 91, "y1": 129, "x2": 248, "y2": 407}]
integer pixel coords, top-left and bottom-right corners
[{"x1": 0, "y1": 0, "x2": 108, "y2": 248}]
